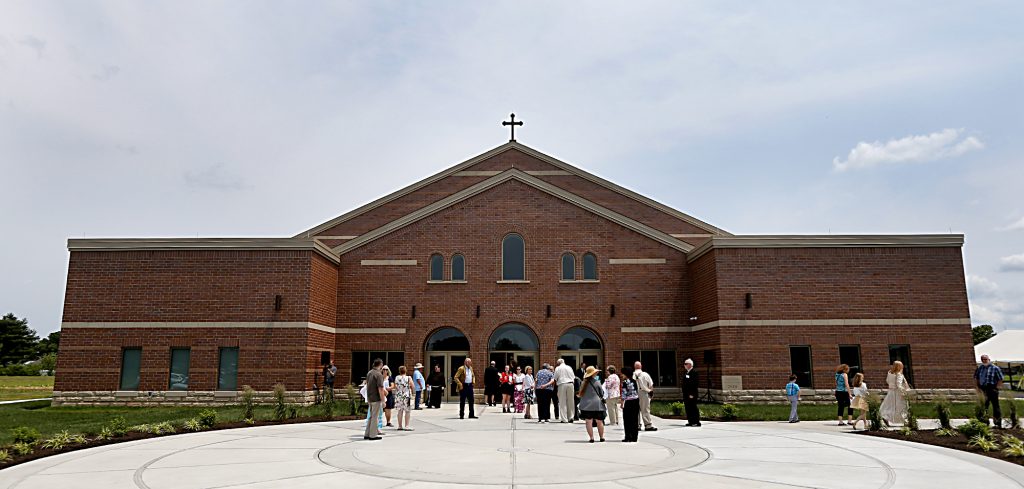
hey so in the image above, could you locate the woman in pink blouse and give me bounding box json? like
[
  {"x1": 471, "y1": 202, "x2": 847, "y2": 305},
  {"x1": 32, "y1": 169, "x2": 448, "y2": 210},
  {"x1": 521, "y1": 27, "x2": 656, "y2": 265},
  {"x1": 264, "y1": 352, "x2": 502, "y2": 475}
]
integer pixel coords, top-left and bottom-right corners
[{"x1": 604, "y1": 365, "x2": 621, "y2": 425}]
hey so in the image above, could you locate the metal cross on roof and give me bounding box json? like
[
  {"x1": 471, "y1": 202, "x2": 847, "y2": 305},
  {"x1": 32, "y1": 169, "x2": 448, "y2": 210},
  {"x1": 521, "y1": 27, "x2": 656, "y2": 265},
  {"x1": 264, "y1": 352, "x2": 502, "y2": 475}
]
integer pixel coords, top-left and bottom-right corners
[{"x1": 502, "y1": 113, "x2": 523, "y2": 142}]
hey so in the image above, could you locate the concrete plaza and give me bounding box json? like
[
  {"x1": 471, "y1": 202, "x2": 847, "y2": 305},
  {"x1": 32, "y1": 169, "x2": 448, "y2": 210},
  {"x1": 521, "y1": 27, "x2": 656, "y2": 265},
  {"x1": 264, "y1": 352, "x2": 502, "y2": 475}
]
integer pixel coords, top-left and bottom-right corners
[{"x1": 2, "y1": 404, "x2": 1024, "y2": 488}]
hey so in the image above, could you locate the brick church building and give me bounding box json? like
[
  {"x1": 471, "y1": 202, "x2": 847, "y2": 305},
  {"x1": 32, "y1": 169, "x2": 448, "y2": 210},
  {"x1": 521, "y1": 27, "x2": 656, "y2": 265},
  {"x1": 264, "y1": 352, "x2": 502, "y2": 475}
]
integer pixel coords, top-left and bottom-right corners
[{"x1": 54, "y1": 141, "x2": 976, "y2": 405}]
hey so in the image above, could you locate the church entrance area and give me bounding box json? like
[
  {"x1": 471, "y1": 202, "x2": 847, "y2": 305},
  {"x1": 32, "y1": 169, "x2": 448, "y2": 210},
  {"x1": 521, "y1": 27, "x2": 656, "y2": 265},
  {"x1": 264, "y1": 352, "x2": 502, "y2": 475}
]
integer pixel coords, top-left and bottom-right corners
[
  {"x1": 557, "y1": 327, "x2": 603, "y2": 371},
  {"x1": 488, "y1": 323, "x2": 539, "y2": 373},
  {"x1": 425, "y1": 327, "x2": 470, "y2": 403}
]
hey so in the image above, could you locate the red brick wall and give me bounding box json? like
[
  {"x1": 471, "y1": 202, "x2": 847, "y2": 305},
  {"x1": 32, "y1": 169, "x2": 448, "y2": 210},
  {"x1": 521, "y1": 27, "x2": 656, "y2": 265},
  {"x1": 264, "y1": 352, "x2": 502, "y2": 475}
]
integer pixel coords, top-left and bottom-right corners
[
  {"x1": 689, "y1": 252, "x2": 719, "y2": 323},
  {"x1": 62, "y1": 250, "x2": 316, "y2": 323},
  {"x1": 334, "y1": 178, "x2": 690, "y2": 386},
  {"x1": 712, "y1": 247, "x2": 971, "y2": 320},
  {"x1": 309, "y1": 254, "x2": 338, "y2": 327}
]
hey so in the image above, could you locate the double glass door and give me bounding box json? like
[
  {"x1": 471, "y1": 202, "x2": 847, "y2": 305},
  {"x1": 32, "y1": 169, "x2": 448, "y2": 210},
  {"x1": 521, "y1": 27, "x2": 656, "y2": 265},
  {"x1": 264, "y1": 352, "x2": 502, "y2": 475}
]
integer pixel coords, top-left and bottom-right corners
[
  {"x1": 559, "y1": 352, "x2": 601, "y2": 372},
  {"x1": 427, "y1": 352, "x2": 467, "y2": 403},
  {"x1": 489, "y1": 351, "x2": 536, "y2": 374}
]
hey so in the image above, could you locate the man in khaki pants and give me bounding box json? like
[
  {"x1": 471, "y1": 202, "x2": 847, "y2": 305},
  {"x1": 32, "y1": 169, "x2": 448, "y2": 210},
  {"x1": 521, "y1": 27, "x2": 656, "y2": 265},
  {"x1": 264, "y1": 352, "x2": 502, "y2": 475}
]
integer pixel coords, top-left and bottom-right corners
[
  {"x1": 634, "y1": 361, "x2": 657, "y2": 431},
  {"x1": 364, "y1": 358, "x2": 387, "y2": 440},
  {"x1": 554, "y1": 359, "x2": 576, "y2": 423}
]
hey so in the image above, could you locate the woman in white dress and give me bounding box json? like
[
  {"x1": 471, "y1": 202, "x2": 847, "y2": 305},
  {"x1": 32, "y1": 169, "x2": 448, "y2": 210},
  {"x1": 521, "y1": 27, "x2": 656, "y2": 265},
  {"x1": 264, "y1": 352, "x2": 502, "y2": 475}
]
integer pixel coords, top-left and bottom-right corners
[{"x1": 880, "y1": 361, "x2": 911, "y2": 426}]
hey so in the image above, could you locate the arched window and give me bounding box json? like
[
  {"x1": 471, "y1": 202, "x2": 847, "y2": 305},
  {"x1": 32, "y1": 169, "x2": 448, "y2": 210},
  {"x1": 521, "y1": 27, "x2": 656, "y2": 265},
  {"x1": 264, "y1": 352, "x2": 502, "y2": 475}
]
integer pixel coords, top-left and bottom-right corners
[
  {"x1": 501, "y1": 234, "x2": 525, "y2": 280},
  {"x1": 583, "y1": 253, "x2": 598, "y2": 280},
  {"x1": 429, "y1": 254, "x2": 444, "y2": 281},
  {"x1": 426, "y1": 327, "x2": 470, "y2": 351},
  {"x1": 557, "y1": 327, "x2": 603, "y2": 351},
  {"x1": 451, "y1": 254, "x2": 465, "y2": 281},
  {"x1": 488, "y1": 323, "x2": 539, "y2": 351},
  {"x1": 561, "y1": 253, "x2": 576, "y2": 280}
]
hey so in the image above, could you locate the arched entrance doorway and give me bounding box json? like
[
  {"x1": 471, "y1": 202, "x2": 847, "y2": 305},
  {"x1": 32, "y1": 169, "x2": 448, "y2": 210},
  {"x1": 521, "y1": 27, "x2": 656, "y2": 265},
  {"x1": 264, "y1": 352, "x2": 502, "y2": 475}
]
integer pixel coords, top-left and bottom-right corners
[
  {"x1": 425, "y1": 327, "x2": 470, "y2": 403},
  {"x1": 488, "y1": 323, "x2": 539, "y2": 373},
  {"x1": 557, "y1": 327, "x2": 603, "y2": 371}
]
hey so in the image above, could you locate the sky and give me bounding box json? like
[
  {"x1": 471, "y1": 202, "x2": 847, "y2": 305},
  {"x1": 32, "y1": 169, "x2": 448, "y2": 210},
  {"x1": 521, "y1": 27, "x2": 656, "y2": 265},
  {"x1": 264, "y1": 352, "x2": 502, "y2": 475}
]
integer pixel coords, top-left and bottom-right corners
[{"x1": 1, "y1": 2, "x2": 1022, "y2": 336}]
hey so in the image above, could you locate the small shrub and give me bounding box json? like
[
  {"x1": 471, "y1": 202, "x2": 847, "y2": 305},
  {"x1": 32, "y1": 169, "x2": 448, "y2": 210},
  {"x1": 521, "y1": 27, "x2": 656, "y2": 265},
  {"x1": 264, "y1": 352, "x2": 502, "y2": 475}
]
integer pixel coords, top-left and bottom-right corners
[
  {"x1": 153, "y1": 422, "x2": 176, "y2": 435},
  {"x1": 11, "y1": 426, "x2": 41, "y2": 445},
  {"x1": 1003, "y1": 392, "x2": 1020, "y2": 429},
  {"x1": 244, "y1": 418, "x2": 256, "y2": 425},
  {"x1": 934, "y1": 395, "x2": 952, "y2": 430},
  {"x1": 969, "y1": 434, "x2": 999, "y2": 452},
  {"x1": 345, "y1": 384, "x2": 360, "y2": 415},
  {"x1": 241, "y1": 385, "x2": 256, "y2": 422},
  {"x1": 107, "y1": 416, "x2": 129, "y2": 437},
  {"x1": 867, "y1": 394, "x2": 883, "y2": 431},
  {"x1": 288, "y1": 406, "x2": 298, "y2": 419},
  {"x1": 94, "y1": 427, "x2": 114, "y2": 441},
  {"x1": 0, "y1": 449, "x2": 11, "y2": 464},
  {"x1": 128, "y1": 424, "x2": 153, "y2": 434},
  {"x1": 670, "y1": 402, "x2": 685, "y2": 416},
  {"x1": 41, "y1": 431, "x2": 86, "y2": 450},
  {"x1": 183, "y1": 418, "x2": 203, "y2": 432},
  {"x1": 721, "y1": 403, "x2": 740, "y2": 421},
  {"x1": 899, "y1": 426, "x2": 916, "y2": 437},
  {"x1": 273, "y1": 384, "x2": 288, "y2": 421},
  {"x1": 1002, "y1": 435, "x2": 1024, "y2": 457},
  {"x1": 198, "y1": 409, "x2": 217, "y2": 429},
  {"x1": 958, "y1": 419, "x2": 992, "y2": 440},
  {"x1": 935, "y1": 428, "x2": 959, "y2": 437},
  {"x1": 11, "y1": 442, "x2": 34, "y2": 456},
  {"x1": 905, "y1": 404, "x2": 919, "y2": 431},
  {"x1": 975, "y1": 393, "x2": 989, "y2": 423},
  {"x1": 322, "y1": 397, "x2": 335, "y2": 419}
]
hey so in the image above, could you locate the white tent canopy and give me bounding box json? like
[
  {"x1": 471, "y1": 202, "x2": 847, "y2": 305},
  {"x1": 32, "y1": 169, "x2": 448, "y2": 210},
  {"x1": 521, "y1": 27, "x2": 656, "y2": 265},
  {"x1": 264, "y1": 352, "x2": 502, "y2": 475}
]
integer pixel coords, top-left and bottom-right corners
[{"x1": 975, "y1": 330, "x2": 1024, "y2": 365}]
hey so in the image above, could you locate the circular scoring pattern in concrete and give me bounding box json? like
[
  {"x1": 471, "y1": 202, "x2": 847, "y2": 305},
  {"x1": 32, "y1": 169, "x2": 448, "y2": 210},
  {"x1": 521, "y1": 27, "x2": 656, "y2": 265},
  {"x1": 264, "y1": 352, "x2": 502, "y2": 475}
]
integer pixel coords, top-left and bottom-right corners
[{"x1": 2, "y1": 405, "x2": 1024, "y2": 489}]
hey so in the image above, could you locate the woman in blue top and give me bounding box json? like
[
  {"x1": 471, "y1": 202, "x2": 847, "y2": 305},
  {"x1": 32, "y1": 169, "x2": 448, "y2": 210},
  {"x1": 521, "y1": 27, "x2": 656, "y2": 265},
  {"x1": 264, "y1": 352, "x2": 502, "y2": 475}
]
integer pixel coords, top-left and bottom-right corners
[{"x1": 835, "y1": 364, "x2": 853, "y2": 426}]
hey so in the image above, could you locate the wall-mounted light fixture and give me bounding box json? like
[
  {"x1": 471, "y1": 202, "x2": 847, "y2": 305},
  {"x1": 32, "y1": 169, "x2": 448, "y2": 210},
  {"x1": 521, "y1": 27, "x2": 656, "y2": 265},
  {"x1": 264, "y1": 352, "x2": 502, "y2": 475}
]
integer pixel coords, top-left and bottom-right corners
[
  {"x1": 412, "y1": 305, "x2": 416, "y2": 319},
  {"x1": 546, "y1": 305, "x2": 551, "y2": 318},
  {"x1": 745, "y1": 293, "x2": 753, "y2": 309},
  {"x1": 475, "y1": 305, "x2": 480, "y2": 318},
  {"x1": 610, "y1": 304, "x2": 616, "y2": 318},
  {"x1": 274, "y1": 295, "x2": 282, "y2": 311}
]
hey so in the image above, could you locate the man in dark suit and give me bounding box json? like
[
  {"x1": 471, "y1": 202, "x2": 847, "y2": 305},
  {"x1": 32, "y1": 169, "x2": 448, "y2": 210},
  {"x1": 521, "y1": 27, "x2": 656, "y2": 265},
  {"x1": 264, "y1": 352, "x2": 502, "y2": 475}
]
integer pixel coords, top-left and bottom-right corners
[
  {"x1": 682, "y1": 358, "x2": 701, "y2": 427},
  {"x1": 484, "y1": 361, "x2": 499, "y2": 407}
]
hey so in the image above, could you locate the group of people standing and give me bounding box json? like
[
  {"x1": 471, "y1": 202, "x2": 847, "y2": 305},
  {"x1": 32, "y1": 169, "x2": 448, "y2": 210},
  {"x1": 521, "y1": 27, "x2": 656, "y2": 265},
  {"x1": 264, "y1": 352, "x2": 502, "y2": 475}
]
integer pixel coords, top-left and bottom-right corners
[
  {"x1": 360, "y1": 360, "x2": 428, "y2": 440},
  {"x1": 785, "y1": 360, "x2": 913, "y2": 430}
]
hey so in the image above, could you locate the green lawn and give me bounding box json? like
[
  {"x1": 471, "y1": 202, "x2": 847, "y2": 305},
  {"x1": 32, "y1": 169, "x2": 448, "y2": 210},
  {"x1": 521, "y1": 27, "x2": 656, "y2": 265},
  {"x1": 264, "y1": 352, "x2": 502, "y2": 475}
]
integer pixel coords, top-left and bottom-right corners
[
  {"x1": 0, "y1": 400, "x2": 361, "y2": 446},
  {"x1": 0, "y1": 376, "x2": 54, "y2": 401},
  {"x1": 650, "y1": 400, "x2": 1020, "y2": 421}
]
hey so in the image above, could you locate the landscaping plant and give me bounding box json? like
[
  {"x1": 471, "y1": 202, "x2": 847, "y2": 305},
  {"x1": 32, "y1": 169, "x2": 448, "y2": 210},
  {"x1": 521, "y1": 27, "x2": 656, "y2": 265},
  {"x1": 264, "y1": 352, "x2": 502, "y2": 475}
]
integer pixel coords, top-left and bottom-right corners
[
  {"x1": 867, "y1": 394, "x2": 883, "y2": 431},
  {"x1": 241, "y1": 385, "x2": 256, "y2": 422},
  {"x1": 968, "y1": 435, "x2": 999, "y2": 452},
  {"x1": 11, "y1": 426, "x2": 40, "y2": 445},
  {"x1": 899, "y1": 425, "x2": 916, "y2": 437},
  {"x1": 345, "y1": 384, "x2": 360, "y2": 415},
  {"x1": 273, "y1": 384, "x2": 288, "y2": 421},
  {"x1": 1002, "y1": 435, "x2": 1024, "y2": 457},
  {"x1": 935, "y1": 428, "x2": 959, "y2": 437},
  {"x1": 0, "y1": 449, "x2": 11, "y2": 464},
  {"x1": 670, "y1": 402, "x2": 685, "y2": 416},
  {"x1": 41, "y1": 431, "x2": 86, "y2": 450},
  {"x1": 975, "y1": 392, "x2": 989, "y2": 424},
  {"x1": 107, "y1": 416, "x2": 129, "y2": 437},
  {"x1": 11, "y1": 442, "x2": 34, "y2": 456},
  {"x1": 905, "y1": 404, "x2": 919, "y2": 431},
  {"x1": 958, "y1": 419, "x2": 992, "y2": 440},
  {"x1": 721, "y1": 403, "x2": 740, "y2": 421},
  {"x1": 1002, "y1": 392, "x2": 1020, "y2": 429},
  {"x1": 934, "y1": 395, "x2": 952, "y2": 430},
  {"x1": 198, "y1": 409, "x2": 217, "y2": 429},
  {"x1": 183, "y1": 418, "x2": 203, "y2": 432},
  {"x1": 322, "y1": 395, "x2": 335, "y2": 419}
]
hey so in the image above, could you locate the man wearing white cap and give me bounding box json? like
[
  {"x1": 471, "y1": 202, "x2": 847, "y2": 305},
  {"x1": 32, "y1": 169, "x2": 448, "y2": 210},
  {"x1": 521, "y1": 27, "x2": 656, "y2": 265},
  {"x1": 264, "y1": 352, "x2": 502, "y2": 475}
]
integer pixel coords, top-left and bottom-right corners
[{"x1": 413, "y1": 363, "x2": 426, "y2": 410}]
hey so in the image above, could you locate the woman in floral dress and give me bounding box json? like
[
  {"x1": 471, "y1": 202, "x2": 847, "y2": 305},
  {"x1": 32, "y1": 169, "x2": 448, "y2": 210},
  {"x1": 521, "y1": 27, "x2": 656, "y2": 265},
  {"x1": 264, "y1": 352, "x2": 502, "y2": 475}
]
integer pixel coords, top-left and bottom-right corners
[
  {"x1": 393, "y1": 366, "x2": 415, "y2": 431},
  {"x1": 513, "y1": 366, "x2": 526, "y2": 413}
]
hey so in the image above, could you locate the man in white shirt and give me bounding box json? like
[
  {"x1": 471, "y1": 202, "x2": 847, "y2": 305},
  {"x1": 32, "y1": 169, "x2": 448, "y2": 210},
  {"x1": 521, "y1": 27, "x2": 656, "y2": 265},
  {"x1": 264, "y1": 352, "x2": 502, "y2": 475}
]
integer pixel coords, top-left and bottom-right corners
[
  {"x1": 634, "y1": 361, "x2": 657, "y2": 431},
  {"x1": 554, "y1": 359, "x2": 577, "y2": 424}
]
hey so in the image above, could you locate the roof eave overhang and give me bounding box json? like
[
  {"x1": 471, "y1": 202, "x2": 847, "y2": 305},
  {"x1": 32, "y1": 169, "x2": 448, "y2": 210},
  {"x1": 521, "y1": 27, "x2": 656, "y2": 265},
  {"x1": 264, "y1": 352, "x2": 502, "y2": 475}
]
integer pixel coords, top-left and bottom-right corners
[
  {"x1": 67, "y1": 238, "x2": 341, "y2": 264},
  {"x1": 685, "y1": 234, "x2": 965, "y2": 263}
]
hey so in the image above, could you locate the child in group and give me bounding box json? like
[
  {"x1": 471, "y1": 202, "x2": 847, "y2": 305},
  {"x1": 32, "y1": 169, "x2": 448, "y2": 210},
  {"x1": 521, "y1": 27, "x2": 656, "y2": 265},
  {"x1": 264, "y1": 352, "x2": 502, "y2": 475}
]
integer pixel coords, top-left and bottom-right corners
[
  {"x1": 849, "y1": 373, "x2": 869, "y2": 430},
  {"x1": 785, "y1": 374, "x2": 800, "y2": 423}
]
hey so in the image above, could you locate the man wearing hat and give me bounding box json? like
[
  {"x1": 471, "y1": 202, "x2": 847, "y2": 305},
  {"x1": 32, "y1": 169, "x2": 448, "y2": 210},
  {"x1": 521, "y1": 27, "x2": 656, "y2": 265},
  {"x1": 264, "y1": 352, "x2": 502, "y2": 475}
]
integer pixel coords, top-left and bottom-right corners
[{"x1": 413, "y1": 363, "x2": 426, "y2": 410}]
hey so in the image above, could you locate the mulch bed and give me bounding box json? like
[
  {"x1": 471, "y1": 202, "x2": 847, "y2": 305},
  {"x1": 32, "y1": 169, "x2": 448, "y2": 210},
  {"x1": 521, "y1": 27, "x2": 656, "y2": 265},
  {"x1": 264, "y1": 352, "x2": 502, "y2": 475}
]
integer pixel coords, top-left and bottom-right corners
[
  {"x1": 0, "y1": 414, "x2": 360, "y2": 470},
  {"x1": 859, "y1": 429, "x2": 1024, "y2": 466}
]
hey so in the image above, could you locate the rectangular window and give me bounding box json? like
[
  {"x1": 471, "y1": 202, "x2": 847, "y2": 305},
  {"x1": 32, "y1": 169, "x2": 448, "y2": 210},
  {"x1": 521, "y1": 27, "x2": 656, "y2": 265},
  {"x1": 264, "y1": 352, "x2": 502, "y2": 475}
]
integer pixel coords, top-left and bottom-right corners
[
  {"x1": 839, "y1": 345, "x2": 862, "y2": 378},
  {"x1": 888, "y1": 344, "x2": 914, "y2": 386},
  {"x1": 351, "y1": 351, "x2": 405, "y2": 385},
  {"x1": 217, "y1": 347, "x2": 239, "y2": 391},
  {"x1": 168, "y1": 348, "x2": 191, "y2": 391},
  {"x1": 622, "y1": 350, "x2": 677, "y2": 387},
  {"x1": 120, "y1": 348, "x2": 142, "y2": 390},
  {"x1": 789, "y1": 345, "x2": 813, "y2": 389}
]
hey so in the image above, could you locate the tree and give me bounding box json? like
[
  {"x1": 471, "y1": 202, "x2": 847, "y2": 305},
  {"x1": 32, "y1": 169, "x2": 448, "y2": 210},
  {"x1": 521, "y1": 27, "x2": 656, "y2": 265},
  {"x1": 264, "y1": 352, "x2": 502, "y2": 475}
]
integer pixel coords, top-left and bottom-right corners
[
  {"x1": 36, "y1": 331, "x2": 60, "y2": 356},
  {"x1": 0, "y1": 313, "x2": 39, "y2": 366},
  {"x1": 973, "y1": 324, "x2": 996, "y2": 345}
]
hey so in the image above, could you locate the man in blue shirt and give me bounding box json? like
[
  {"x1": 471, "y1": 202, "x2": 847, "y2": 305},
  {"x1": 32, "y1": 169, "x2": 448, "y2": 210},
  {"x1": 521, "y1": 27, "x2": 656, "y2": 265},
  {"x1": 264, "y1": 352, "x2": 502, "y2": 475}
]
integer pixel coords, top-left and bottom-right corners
[
  {"x1": 413, "y1": 363, "x2": 426, "y2": 410},
  {"x1": 785, "y1": 374, "x2": 801, "y2": 423},
  {"x1": 975, "y1": 354, "x2": 1005, "y2": 428}
]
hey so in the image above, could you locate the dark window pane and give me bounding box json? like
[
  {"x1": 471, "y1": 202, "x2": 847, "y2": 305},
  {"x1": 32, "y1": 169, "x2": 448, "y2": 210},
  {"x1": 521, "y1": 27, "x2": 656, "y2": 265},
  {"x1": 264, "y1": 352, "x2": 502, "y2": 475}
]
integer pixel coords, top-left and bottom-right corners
[
  {"x1": 557, "y1": 327, "x2": 602, "y2": 351},
  {"x1": 388, "y1": 352, "x2": 405, "y2": 372},
  {"x1": 350, "y1": 351, "x2": 369, "y2": 385},
  {"x1": 583, "y1": 253, "x2": 597, "y2": 280},
  {"x1": 622, "y1": 351, "x2": 641, "y2": 373},
  {"x1": 426, "y1": 327, "x2": 470, "y2": 351},
  {"x1": 488, "y1": 323, "x2": 539, "y2": 351},
  {"x1": 217, "y1": 347, "x2": 239, "y2": 391},
  {"x1": 658, "y1": 351, "x2": 677, "y2": 386},
  {"x1": 502, "y1": 234, "x2": 525, "y2": 280},
  {"x1": 120, "y1": 348, "x2": 141, "y2": 390},
  {"x1": 640, "y1": 350, "x2": 658, "y2": 386},
  {"x1": 452, "y1": 254, "x2": 465, "y2": 281},
  {"x1": 888, "y1": 345, "x2": 914, "y2": 386},
  {"x1": 561, "y1": 253, "x2": 575, "y2": 280},
  {"x1": 789, "y1": 346, "x2": 813, "y2": 388},
  {"x1": 839, "y1": 345, "x2": 862, "y2": 378},
  {"x1": 560, "y1": 355, "x2": 577, "y2": 371},
  {"x1": 169, "y1": 348, "x2": 190, "y2": 391},
  {"x1": 430, "y1": 254, "x2": 444, "y2": 281},
  {"x1": 582, "y1": 355, "x2": 599, "y2": 369}
]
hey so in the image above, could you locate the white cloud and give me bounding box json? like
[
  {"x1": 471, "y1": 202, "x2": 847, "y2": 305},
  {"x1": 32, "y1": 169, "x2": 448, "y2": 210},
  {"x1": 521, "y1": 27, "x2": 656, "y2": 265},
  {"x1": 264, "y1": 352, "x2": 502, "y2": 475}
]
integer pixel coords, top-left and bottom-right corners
[
  {"x1": 967, "y1": 274, "x2": 1000, "y2": 298},
  {"x1": 1000, "y1": 253, "x2": 1024, "y2": 272},
  {"x1": 833, "y1": 128, "x2": 984, "y2": 172},
  {"x1": 998, "y1": 216, "x2": 1024, "y2": 231}
]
